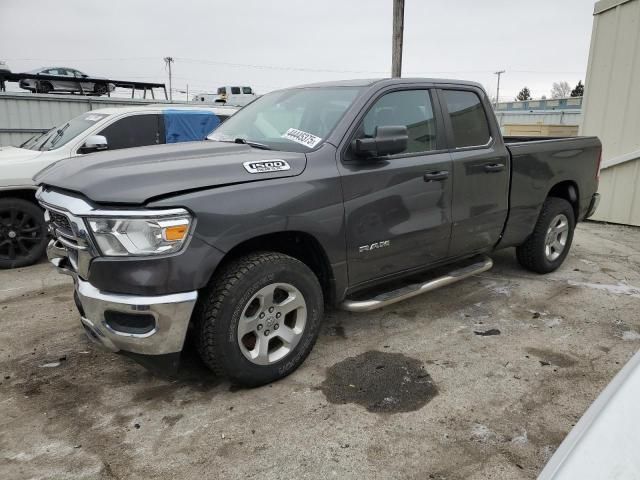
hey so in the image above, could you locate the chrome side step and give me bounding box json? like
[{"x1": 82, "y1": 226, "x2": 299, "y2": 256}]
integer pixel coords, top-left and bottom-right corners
[{"x1": 340, "y1": 255, "x2": 493, "y2": 312}]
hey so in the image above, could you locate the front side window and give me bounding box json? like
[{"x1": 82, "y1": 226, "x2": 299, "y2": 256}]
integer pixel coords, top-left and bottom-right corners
[
  {"x1": 357, "y1": 89, "x2": 437, "y2": 155},
  {"x1": 97, "y1": 114, "x2": 160, "y2": 151},
  {"x1": 442, "y1": 90, "x2": 491, "y2": 148},
  {"x1": 209, "y1": 87, "x2": 362, "y2": 152},
  {"x1": 231, "y1": 87, "x2": 241, "y2": 94},
  {"x1": 217, "y1": 87, "x2": 226, "y2": 95}
]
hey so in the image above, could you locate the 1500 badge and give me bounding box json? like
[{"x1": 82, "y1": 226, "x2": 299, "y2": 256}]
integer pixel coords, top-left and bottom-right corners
[
  {"x1": 359, "y1": 240, "x2": 391, "y2": 253},
  {"x1": 243, "y1": 160, "x2": 291, "y2": 174}
]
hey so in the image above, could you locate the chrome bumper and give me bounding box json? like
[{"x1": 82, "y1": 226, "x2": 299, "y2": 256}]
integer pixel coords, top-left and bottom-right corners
[{"x1": 47, "y1": 239, "x2": 197, "y2": 356}]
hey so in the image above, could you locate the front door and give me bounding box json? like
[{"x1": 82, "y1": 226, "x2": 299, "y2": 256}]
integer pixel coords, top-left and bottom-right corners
[{"x1": 339, "y1": 88, "x2": 453, "y2": 287}]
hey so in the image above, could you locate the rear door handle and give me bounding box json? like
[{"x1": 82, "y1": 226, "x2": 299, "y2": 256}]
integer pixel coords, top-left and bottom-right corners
[
  {"x1": 423, "y1": 170, "x2": 449, "y2": 182},
  {"x1": 484, "y1": 163, "x2": 505, "y2": 173}
]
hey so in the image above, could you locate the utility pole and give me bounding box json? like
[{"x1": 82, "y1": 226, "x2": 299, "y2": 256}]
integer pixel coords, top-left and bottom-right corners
[
  {"x1": 392, "y1": 0, "x2": 405, "y2": 77},
  {"x1": 494, "y1": 70, "x2": 505, "y2": 108},
  {"x1": 164, "y1": 56, "x2": 174, "y2": 102}
]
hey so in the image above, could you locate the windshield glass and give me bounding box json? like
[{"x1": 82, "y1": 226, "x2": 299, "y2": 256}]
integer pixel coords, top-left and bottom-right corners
[
  {"x1": 26, "y1": 112, "x2": 109, "y2": 151},
  {"x1": 209, "y1": 86, "x2": 362, "y2": 152}
]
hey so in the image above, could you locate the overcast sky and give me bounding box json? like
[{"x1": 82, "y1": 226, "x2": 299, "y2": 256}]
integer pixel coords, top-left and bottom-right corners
[{"x1": 1, "y1": 0, "x2": 595, "y2": 101}]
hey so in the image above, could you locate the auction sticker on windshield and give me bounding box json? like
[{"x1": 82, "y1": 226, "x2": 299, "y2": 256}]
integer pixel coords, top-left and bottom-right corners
[{"x1": 282, "y1": 128, "x2": 322, "y2": 148}]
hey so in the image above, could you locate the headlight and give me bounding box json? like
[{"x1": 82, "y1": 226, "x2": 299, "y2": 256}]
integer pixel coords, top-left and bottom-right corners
[{"x1": 87, "y1": 213, "x2": 192, "y2": 256}]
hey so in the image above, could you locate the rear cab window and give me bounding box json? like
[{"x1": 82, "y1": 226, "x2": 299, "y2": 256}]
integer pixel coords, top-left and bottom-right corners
[{"x1": 441, "y1": 90, "x2": 491, "y2": 148}]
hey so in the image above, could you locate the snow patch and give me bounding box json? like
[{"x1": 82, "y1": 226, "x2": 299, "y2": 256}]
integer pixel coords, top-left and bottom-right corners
[
  {"x1": 622, "y1": 330, "x2": 640, "y2": 341},
  {"x1": 568, "y1": 281, "x2": 640, "y2": 298}
]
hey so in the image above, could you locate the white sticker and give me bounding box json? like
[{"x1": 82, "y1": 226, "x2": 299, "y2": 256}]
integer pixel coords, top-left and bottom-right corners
[
  {"x1": 83, "y1": 114, "x2": 107, "y2": 122},
  {"x1": 282, "y1": 128, "x2": 322, "y2": 148},
  {"x1": 243, "y1": 159, "x2": 291, "y2": 174}
]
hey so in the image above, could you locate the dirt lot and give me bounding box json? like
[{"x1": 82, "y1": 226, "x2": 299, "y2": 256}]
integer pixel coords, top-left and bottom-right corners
[{"x1": 1, "y1": 221, "x2": 639, "y2": 480}]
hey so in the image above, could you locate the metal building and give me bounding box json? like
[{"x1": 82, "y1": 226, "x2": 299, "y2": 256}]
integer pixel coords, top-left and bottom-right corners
[{"x1": 581, "y1": 0, "x2": 640, "y2": 226}]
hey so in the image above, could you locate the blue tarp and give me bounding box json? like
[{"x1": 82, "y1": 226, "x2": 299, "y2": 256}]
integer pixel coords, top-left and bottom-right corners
[{"x1": 164, "y1": 109, "x2": 221, "y2": 144}]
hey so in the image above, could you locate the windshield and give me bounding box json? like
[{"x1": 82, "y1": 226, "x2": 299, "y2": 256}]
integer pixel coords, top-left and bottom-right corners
[
  {"x1": 209, "y1": 86, "x2": 362, "y2": 152},
  {"x1": 26, "y1": 112, "x2": 109, "y2": 151}
]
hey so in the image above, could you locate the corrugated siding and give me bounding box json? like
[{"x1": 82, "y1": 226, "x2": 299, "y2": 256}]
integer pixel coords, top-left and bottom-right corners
[
  {"x1": 581, "y1": 0, "x2": 640, "y2": 225},
  {"x1": 0, "y1": 93, "x2": 192, "y2": 146},
  {"x1": 494, "y1": 111, "x2": 582, "y2": 128}
]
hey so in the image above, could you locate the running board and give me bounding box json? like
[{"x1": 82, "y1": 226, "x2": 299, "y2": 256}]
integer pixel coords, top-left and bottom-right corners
[{"x1": 340, "y1": 255, "x2": 493, "y2": 312}]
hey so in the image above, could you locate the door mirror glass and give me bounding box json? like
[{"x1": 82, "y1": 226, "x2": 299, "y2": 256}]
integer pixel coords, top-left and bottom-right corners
[
  {"x1": 80, "y1": 135, "x2": 108, "y2": 153},
  {"x1": 352, "y1": 125, "x2": 408, "y2": 158}
]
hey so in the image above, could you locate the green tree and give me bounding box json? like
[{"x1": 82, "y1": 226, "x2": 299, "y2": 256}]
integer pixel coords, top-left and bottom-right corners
[
  {"x1": 516, "y1": 87, "x2": 531, "y2": 101},
  {"x1": 571, "y1": 80, "x2": 584, "y2": 97}
]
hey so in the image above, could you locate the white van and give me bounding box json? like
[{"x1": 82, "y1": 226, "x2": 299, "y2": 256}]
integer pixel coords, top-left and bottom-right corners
[{"x1": 192, "y1": 86, "x2": 257, "y2": 106}]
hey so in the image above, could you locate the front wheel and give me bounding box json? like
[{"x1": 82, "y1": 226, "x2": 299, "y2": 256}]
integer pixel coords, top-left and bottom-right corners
[
  {"x1": 0, "y1": 198, "x2": 48, "y2": 269},
  {"x1": 195, "y1": 252, "x2": 324, "y2": 387},
  {"x1": 516, "y1": 197, "x2": 575, "y2": 274}
]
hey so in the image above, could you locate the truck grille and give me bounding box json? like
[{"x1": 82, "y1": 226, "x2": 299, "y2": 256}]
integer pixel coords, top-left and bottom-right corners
[{"x1": 46, "y1": 209, "x2": 84, "y2": 251}]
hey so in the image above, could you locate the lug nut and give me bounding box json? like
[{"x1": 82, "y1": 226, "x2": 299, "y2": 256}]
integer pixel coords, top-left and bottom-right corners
[
  {"x1": 269, "y1": 307, "x2": 274, "y2": 313},
  {"x1": 264, "y1": 330, "x2": 270, "y2": 336},
  {"x1": 274, "y1": 324, "x2": 279, "y2": 330},
  {"x1": 276, "y1": 312, "x2": 281, "y2": 319},
  {"x1": 259, "y1": 312, "x2": 265, "y2": 319},
  {"x1": 257, "y1": 324, "x2": 263, "y2": 330}
]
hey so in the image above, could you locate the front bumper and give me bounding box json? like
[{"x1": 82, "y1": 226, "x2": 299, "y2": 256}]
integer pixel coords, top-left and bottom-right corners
[
  {"x1": 48, "y1": 242, "x2": 197, "y2": 356},
  {"x1": 585, "y1": 193, "x2": 600, "y2": 219}
]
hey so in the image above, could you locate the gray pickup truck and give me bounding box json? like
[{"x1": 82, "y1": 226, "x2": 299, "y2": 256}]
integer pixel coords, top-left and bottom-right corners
[{"x1": 35, "y1": 78, "x2": 601, "y2": 386}]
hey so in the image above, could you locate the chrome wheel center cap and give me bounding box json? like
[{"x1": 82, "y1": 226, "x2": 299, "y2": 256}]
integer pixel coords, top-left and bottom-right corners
[{"x1": 8, "y1": 230, "x2": 16, "y2": 239}]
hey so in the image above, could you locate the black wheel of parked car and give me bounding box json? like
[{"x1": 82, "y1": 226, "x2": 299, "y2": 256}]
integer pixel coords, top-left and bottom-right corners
[
  {"x1": 516, "y1": 197, "x2": 576, "y2": 274},
  {"x1": 195, "y1": 251, "x2": 324, "y2": 387},
  {"x1": 94, "y1": 83, "x2": 108, "y2": 95},
  {"x1": 0, "y1": 198, "x2": 48, "y2": 269},
  {"x1": 37, "y1": 81, "x2": 52, "y2": 94}
]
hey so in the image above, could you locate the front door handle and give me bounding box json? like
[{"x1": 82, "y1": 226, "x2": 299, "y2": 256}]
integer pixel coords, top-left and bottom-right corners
[
  {"x1": 423, "y1": 170, "x2": 449, "y2": 182},
  {"x1": 484, "y1": 163, "x2": 505, "y2": 173}
]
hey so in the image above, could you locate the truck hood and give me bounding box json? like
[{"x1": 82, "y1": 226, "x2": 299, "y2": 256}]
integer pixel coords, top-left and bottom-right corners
[{"x1": 35, "y1": 140, "x2": 307, "y2": 204}]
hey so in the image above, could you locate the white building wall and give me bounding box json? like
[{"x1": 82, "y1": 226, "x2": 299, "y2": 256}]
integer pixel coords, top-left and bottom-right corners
[{"x1": 581, "y1": 0, "x2": 640, "y2": 226}]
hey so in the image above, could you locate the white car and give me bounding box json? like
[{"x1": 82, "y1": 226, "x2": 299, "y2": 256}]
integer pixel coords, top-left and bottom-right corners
[
  {"x1": 539, "y1": 349, "x2": 640, "y2": 479},
  {"x1": 0, "y1": 104, "x2": 237, "y2": 269}
]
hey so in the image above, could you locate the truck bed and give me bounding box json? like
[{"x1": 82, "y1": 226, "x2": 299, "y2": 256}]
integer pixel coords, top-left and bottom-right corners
[{"x1": 499, "y1": 135, "x2": 602, "y2": 248}]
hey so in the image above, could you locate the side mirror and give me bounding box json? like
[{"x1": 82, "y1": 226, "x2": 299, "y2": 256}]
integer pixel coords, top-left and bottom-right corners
[
  {"x1": 352, "y1": 125, "x2": 408, "y2": 158},
  {"x1": 80, "y1": 135, "x2": 108, "y2": 153}
]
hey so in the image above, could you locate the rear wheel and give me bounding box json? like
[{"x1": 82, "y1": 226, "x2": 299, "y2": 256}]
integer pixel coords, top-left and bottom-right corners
[
  {"x1": 195, "y1": 252, "x2": 323, "y2": 387},
  {"x1": 516, "y1": 197, "x2": 575, "y2": 273},
  {"x1": 0, "y1": 198, "x2": 48, "y2": 269}
]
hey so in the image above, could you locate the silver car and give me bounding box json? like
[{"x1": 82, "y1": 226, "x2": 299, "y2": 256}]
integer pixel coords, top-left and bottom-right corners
[{"x1": 19, "y1": 67, "x2": 115, "y2": 95}]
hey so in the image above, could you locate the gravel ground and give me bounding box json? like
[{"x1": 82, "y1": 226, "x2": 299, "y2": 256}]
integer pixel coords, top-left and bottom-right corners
[{"x1": 1, "y1": 221, "x2": 639, "y2": 480}]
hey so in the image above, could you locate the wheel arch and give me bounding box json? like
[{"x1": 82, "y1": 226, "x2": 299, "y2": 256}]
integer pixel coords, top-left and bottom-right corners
[
  {"x1": 213, "y1": 231, "x2": 336, "y2": 306},
  {"x1": 0, "y1": 188, "x2": 39, "y2": 204},
  {"x1": 547, "y1": 180, "x2": 579, "y2": 222}
]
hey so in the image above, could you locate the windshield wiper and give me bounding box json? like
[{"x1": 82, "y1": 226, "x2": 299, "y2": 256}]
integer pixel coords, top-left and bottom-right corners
[
  {"x1": 47, "y1": 123, "x2": 70, "y2": 149},
  {"x1": 233, "y1": 138, "x2": 272, "y2": 150}
]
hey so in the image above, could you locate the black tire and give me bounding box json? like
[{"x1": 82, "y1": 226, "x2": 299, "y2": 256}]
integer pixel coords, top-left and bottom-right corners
[
  {"x1": 0, "y1": 198, "x2": 48, "y2": 269},
  {"x1": 94, "y1": 83, "x2": 108, "y2": 95},
  {"x1": 516, "y1": 197, "x2": 576, "y2": 274},
  {"x1": 37, "y1": 82, "x2": 52, "y2": 94},
  {"x1": 195, "y1": 252, "x2": 324, "y2": 387}
]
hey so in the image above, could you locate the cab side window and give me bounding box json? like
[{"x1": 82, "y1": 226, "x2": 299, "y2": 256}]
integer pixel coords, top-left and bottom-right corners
[
  {"x1": 359, "y1": 90, "x2": 437, "y2": 155},
  {"x1": 242, "y1": 87, "x2": 253, "y2": 94},
  {"x1": 97, "y1": 114, "x2": 161, "y2": 151},
  {"x1": 441, "y1": 90, "x2": 491, "y2": 148},
  {"x1": 231, "y1": 87, "x2": 241, "y2": 94}
]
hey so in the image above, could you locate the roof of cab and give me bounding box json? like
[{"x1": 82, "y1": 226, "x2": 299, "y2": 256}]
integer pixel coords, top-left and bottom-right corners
[{"x1": 295, "y1": 77, "x2": 485, "y2": 90}]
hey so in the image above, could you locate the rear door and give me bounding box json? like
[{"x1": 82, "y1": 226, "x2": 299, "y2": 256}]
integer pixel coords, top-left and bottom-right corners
[
  {"x1": 438, "y1": 87, "x2": 510, "y2": 257},
  {"x1": 339, "y1": 87, "x2": 453, "y2": 286}
]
